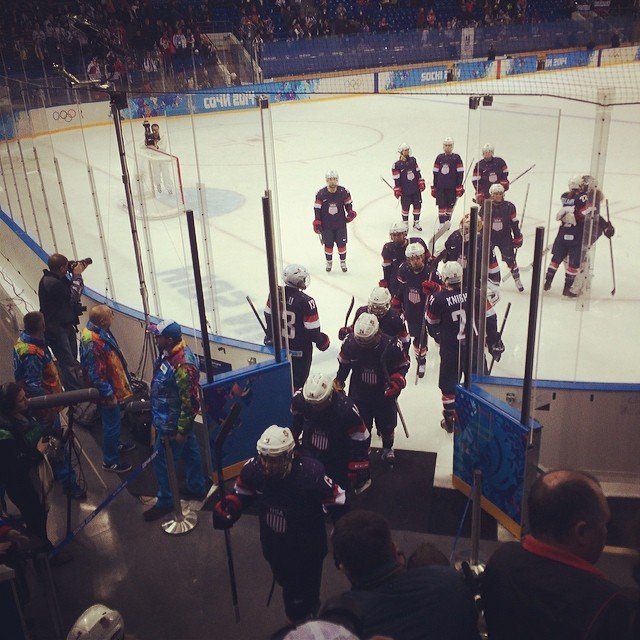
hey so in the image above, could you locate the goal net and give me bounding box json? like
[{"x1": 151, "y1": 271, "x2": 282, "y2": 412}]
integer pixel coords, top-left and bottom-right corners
[{"x1": 131, "y1": 145, "x2": 185, "y2": 219}]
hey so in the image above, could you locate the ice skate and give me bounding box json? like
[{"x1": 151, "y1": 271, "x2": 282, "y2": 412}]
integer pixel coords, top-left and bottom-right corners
[
  {"x1": 340, "y1": 260, "x2": 348, "y2": 272},
  {"x1": 326, "y1": 261, "x2": 332, "y2": 272},
  {"x1": 381, "y1": 448, "x2": 395, "y2": 467},
  {"x1": 514, "y1": 276, "x2": 524, "y2": 293},
  {"x1": 413, "y1": 220, "x2": 422, "y2": 232}
]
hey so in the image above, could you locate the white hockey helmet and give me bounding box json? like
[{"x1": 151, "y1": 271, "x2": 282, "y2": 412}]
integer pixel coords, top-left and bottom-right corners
[
  {"x1": 257, "y1": 425, "x2": 296, "y2": 478},
  {"x1": 302, "y1": 373, "x2": 334, "y2": 410},
  {"x1": 440, "y1": 261, "x2": 463, "y2": 286},
  {"x1": 368, "y1": 286, "x2": 392, "y2": 318},
  {"x1": 405, "y1": 242, "x2": 426, "y2": 259},
  {"x1": 389, "y1": 221, "x2": 409, "y2": 243},
  {"x1": 326, "y1": 169, "x2": 339, "y2": 185},
  {"x1": 443, "y1": 136, "x2": 454, "y2": 149},
  {"x1": 353, "y1": 312, "x2": 380, "y2": 346},
  {"x1": 460, "y1": 212, "x2": 483, "y2": 242},
  {"x1": 482, "y1": 143, "x2": 494, "y2": 157},
  {"x1": 67, "y1": 604, "x2": 124, "y2": 640},
  {"x1": 397, "y1": 142, "x2": 411, "y2": 155},
  {"x1": 283, "y1": 264, "x2": 310, "y2": 290},
  {"x1": 568, "y1": 175, "x2": 582, "y2": 190},
  {"x1": 489, "y1": 183, "x2": 505, "y2": 197},
  {"x1": 581, "y1": 174, "x2": 597, "y2": 190}
]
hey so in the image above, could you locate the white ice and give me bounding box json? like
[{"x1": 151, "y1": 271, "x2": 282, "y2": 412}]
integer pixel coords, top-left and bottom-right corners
[{"x1": 2, "y1": 64, "x2": 639, "y2": 487}]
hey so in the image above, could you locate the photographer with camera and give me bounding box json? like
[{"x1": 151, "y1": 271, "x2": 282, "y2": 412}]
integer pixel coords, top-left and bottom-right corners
[{"x1": 38, "y1": 253, "x2": 91, "y2": 392}]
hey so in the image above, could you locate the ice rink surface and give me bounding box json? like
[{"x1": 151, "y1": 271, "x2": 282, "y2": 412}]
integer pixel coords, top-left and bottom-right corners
[{"x1": 2, "y1": 65, "x2": 639, "y2": 485}]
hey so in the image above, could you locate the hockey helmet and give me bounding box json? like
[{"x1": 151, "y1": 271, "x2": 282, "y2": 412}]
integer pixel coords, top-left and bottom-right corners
[
  {"x1": 302, "y1": 373, "x2": 334, "y2": 411},
  {"x1": 489, "y1": 183, "x2": 505, "y2": 197},
  {"x1": 397, "y1": 142, "x2": 411, "y2": 155},
  {"x1": 568, "y1": 175, "x2": 582, "y2": 191},
  {"x1": 443, "y1": 136, "x2": 454, "y2": 150},
  {"x1": 405, "y1": 242, "x2": 426, "y2": 272},
  {"x1": 67, "y1": 605, "x2": 124, "y2": 640},
  {"x1": 368, "y1": 286, "x2": 392, "y2": 318},
  {"x1": 353, "y1": 312, "x2": 380, "y2": 346},
  {"x1": 326, "y1": 169, "x2": 339, "y2": 187},
  {"x1": 283, "y1": 264, "x2": 310, "y2": 290},
  {"x1": 581, "y1": 174, "x2": 597, "y2": 190},
  {"x1": 256, "y1": 425, "x2": 296, "y2": 478},
  {"x1": 481, "y1": 143, "x2": 494, "y2": 158},
  {"x1": 389, "y1": 221, "x2": 409, "y2": 244},
  {"x1": 460, "y1": 212, "x2": 483, "y2": 242},
  {"x1": 440, "y1": 261, "x2": 463, "y2": 286}
]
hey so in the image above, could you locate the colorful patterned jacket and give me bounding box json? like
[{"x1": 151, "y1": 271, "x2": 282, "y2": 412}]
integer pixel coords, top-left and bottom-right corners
[
  {"x1": 151, "y1": 341, "x2": 200, "y2": 436},
  {"x1": 79, "y1": 321, "x2": 132, "y2": 402},
  {"x1": 13, "y1": 331, "x2": 63, "y2": 427}
]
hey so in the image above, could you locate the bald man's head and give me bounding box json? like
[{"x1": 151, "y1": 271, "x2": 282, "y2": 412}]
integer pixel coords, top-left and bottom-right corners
[{"x1": 528, "y1": 469, "x2": 610, "y2": 563}]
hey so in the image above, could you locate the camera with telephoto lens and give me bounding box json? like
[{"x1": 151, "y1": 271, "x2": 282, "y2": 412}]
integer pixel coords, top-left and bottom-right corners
[
  {"x1": 67, "y1": 257, "x2": 93, "y2": 274},
  {"x1": 143, "y1": 120, "x2": 155, "y2": 147}
]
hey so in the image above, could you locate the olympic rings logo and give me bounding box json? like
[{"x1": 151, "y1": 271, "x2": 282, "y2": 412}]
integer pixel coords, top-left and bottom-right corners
[{"x1": 52, "y1": 109, "x2": 76, "y2": 122}]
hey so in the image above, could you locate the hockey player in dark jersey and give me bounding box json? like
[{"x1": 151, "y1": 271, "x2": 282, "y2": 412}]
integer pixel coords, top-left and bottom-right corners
[
  {"x1": 380, "y1": 221, "x2": 428, "y2": 298},
  {"x1": 392, "y1": 143, "x2": 426, "y2": 231},
  {"x1": 212, "y1": 425, "x2": 346, "y2": 623},
  {"x1": 291, "y1": 372, "x2": 371, "y2": 493},
  {"x1": 338, "y1": 287, "x2": 410, "y2": 354},
  {"x1": 264, "y1": 264, "x2": 330, "y2": 390},
  {"x1": 431, "y1": 136, "x2": 465, "y2": 232},
  {"x1": 427, "y1": 262, "x2": 504, "y2": 433},
  {"x1": 581, "y1": 175, "x2": 614, "y2": 243},
  {"x1": 335, "y1": 313, "x2": 410, "y2": 467},
  {"x1": 440, "y1": 213, "x2": 502, "y2": 302},
  {"x1": 393, "y1": 243, "x2": 441, "y2": 378},
  {"x1": 485, "y1": 183, "x2": 524, "y2": 292},
  {"x1": 313, "y1": 169, "x2": 357, "y2": 272},
  {"x1": 544, "y1": 176, "x2": 593, "y2": 298},
  {"x1": 472, "y1": 143, "x2": 509, "y2": 205}
]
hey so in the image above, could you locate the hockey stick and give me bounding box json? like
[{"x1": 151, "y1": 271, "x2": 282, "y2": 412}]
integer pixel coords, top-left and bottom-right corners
[
  {"x1": 414, "y1": 294, "x2": 431, "y2": 386},
  {"x1": 509, "y1": 164, "x2": 536, "y2": 187},
  {"x1": 381, "y1": 340, "x2": 410, "y2": 438},
  {"x1": 427, "y1": 220, "x2": 451, "y2": 256},
  {"x1": 344, "y1": 296, "x2": 355, "y2": 328},
  {"x1": 605, "y1": 199, "x2": 616, "y2": 296},
  {"x1": 502, "y1": 183, "x2": 529, "y2": 282},
  {"x1": 213, "y1": 402, "x2": 243, "y2": 623},
  {"x1": 519, "y1": 245, "x2": 551, "y2": 274},
  {"x1": 462, "y1": 157, "x2": 475, "y2": 187},
  {"x1": 246, "y1": 295, "x2": 268, "y2": 336},
  {"x1": 488, "y1": 302, "x2": 511, "y2": 375},
  {"x1": 381, "y1": 175, "x2": 394, "y2": 191}
]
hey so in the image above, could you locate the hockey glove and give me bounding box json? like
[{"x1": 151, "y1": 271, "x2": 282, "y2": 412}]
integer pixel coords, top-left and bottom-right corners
[
  {"x1": 489, "y1": 339, "x2": 505, "y2": 362},
  {"x1": 384, "y1": 372, "x2": 406, "y2": 398},
  {"x1": 422, "y1": 280, "x2": 441, "y2": 296},
  {"x1": 562, "y1": 212, "x2": 577, "y2": 227},
  {"x1": 313, "y1": 219, "x2": 323, "y2": 234},
  {"x1": 378, "y1": 279, "x2": 388, "y2": 289},
  {"x1": 263, "y1": 336, "x2": 273, "y2": 347},
  {"x1": 316, "y1": 333, "x2": 330, "y2": 351},
  {"x1": 455, "y1": 185, "x2": 465, "y2": 198},
  {"x1": 603, "y1": 222, "x2": 615, "y2": 238},
  {"x1": 500, "y1": 180, "x2": 510, "y2": 191},
  {"x1": 393, "y1": 186, "x2": 402, "y2": 199},
  {"x1": 391, "y1": 296, "x2": 402, "y2": 310},
  {"x1": 346, "y1": 210, "x2": 357, "y2": 223},
  {"x1": 338, "y1": 326, "x2": 351, "y2": 341},
  {"x1": 512, "y1": 235, "x2": 523, "y2": 248},
  {"x1": 348, "y1": 460, "x2": 370, "y2": 491},
  {"x1": 430, "y1": 186, "x2": 437, "y2": 199},
  {"x1": 212, "y1": 494, "x2": 242, "y2": 530},
  {"x1": 332, "y1": 378, "x2": 345, "y2": 393},
  {"x1": 418, "y1": 178, "x2": 426, "y2": 192}
]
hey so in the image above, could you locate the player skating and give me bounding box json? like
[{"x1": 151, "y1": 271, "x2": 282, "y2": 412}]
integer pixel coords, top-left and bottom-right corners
[
  {"x1": 291, "y1": 372, "x2": 371, "y2": 493},
  {"x1": 212, "y1": 425, "x2": 346, "y2": 623},
  {"x1": 427, "y1": 262, "x2": 504, "y2": 433},
  {"x1": 313, "y1": 169, "x2": 357, "y2": 272},
  {"x1": 264, "y1": 264, "x2": 330, "y2": 390},
  {"x1": 431, "y1": 136, "x2": 464, "y2": 233},
  {"x1": 393, "y1": 243, "x2": 441, "y2": 378},
  {"x1": 472, "y1": 143, "x2": 509, "y2": 205},
  {"x1": 335, "y1": 313, "x2": 409, "y2": 467},
  {"x1": 484, "y1": 184, "x2": 524, "y2": 292},
  {"x1": 338, "y1": 286, "x2": 410, "y2": 354},
  {"x1": 392, "y1": 143, "x2": 425, "y2": 231},
  {"x1": 380, "y1": 222, "x2": 428, "y2": 298},
  {"x1": 544, "y1": 176, "x2": 593, "y2": 298}
]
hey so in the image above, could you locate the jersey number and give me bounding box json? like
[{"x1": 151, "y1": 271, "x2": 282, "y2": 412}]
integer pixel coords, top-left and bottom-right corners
[
  {"x1": 282, "y1": 310, "x2": 296, "y2": 340},
  {"x1": 452, "y1": 309, "x2": 466, "y2": 341}
]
